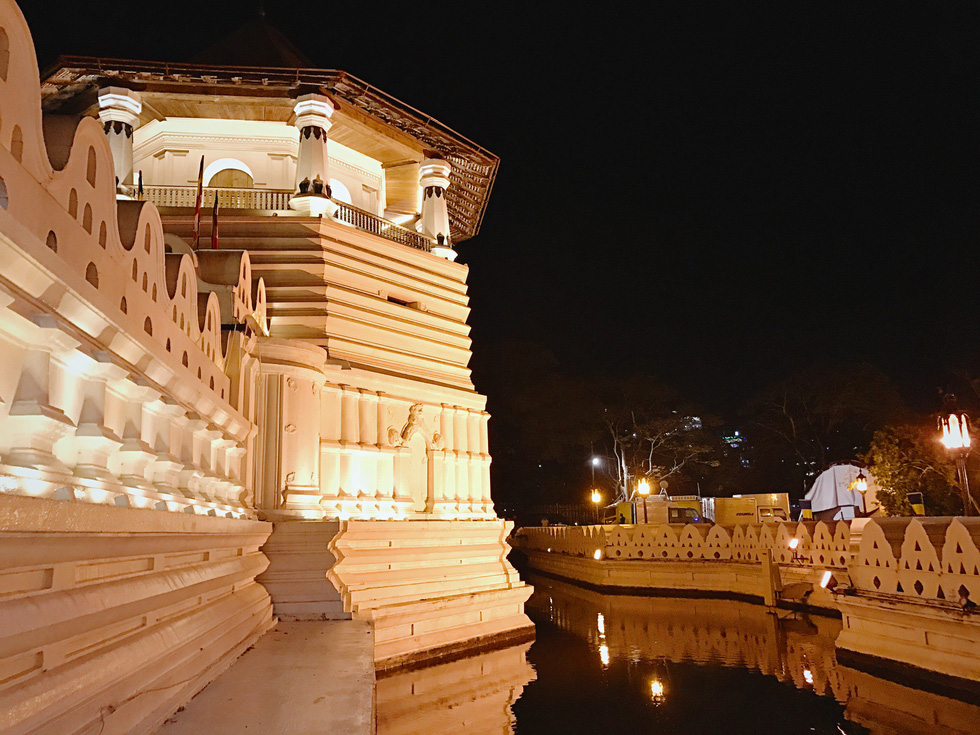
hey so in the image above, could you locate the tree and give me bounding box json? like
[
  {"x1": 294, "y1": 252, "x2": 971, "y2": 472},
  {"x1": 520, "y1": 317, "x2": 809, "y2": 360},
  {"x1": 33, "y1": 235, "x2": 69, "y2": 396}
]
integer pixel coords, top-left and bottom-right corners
[
  {"x1": 595, "y1": 375, "x2": 719, "y2": 502},
  {"x1": 862, "y1": 424, "x2": 961, "y2": 516},
  {"x1": 745, "y1": 363, "x2": 905, "y2": 496}
]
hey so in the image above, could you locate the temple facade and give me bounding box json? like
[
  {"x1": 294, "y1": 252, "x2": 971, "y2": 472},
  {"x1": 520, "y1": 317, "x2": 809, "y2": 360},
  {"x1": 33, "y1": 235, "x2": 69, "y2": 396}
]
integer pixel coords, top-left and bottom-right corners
[{"x1": 0, "y1": 2, "x2": 531, "y2": 732}]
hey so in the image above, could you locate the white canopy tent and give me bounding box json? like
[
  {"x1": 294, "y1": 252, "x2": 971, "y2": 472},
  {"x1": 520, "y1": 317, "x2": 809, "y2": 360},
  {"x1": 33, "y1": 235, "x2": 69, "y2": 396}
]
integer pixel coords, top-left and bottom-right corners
[{"x1": 804, "y1": 463, "x2": 882, "y2": 521}]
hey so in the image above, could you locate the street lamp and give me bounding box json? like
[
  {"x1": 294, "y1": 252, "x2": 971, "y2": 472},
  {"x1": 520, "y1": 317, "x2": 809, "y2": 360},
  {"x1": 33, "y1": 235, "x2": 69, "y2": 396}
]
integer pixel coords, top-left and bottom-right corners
[
  {"x1": 590, "y1": 488, "x2": 602, "y2": 524},
  {"x1": 940, "y1": 413, "x2": 974, "y2": 516},
  {"x1": 636, "y1": 478, "x2": 651, "y2": 524}
]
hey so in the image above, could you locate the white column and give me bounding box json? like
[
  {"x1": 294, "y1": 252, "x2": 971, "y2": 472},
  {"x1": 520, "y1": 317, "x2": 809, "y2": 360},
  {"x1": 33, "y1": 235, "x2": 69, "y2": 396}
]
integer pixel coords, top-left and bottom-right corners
[
  {"x1": 418, "y1": 155, "x2": 455, "y2": 260},
  {"x1": 319, "y1": 383, "x2": 343, "y2": 517},
  {"x1": 289, "y1": 93, "x2": 335, "y2": 216},
  {"x1": 97, "y1": 87, "x2": 141, "y2": 193}
]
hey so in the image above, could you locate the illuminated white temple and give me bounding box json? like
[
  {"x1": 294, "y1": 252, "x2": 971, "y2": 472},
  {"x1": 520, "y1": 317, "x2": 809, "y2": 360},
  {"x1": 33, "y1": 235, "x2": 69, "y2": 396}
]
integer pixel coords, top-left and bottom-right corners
[{"x1": 0, "y1": 2, "x2": 532, "y2": 731}]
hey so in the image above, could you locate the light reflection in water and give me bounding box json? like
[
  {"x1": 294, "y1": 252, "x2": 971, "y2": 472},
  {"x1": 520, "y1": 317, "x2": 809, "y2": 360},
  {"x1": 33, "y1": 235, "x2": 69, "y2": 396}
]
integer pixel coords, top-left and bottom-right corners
[{"x1": 376, "y1": 573, "x2": 980, "y2": 734}]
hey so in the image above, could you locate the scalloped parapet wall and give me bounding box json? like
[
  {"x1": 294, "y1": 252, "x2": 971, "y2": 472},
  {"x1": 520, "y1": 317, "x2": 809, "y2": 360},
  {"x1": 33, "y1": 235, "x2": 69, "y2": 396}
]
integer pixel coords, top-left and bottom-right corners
[
  {"x1": 515, "y1": 517, "x2": 980, "y2": 604},
  {"x1": 0, "y1": 0, "x2": 268, "y2": 518}
]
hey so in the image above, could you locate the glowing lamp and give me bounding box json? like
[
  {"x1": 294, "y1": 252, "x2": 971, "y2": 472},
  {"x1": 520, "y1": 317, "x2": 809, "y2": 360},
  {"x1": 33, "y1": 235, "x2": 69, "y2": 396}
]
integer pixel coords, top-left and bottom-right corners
[
  {"x1": 593, "y1": 549, "x2": 603, "y2": 560},
  {"x1": 854, "y1": 469, "x2": 868, "y2": 494},
  {"x1": 591, "y1": 489, "x2": 602, "y2": 504},
  {"x1": 940, "y1": 413, "x2": 971, "y2": 452},
  {"x1": 637, "y1": 479, "x2": 651, "y2": 497},
  {"x1": 803, "y1": 668, "x2": 814, "y2": 685},
  {"x1": 789, "y1": 537, "x2": 799, "y2": 550},
  {"x1": 819, "y1": 570, "x2": 838, "y2": 591},
  {"x1": 599, "y1": 644, "x2": 610, "y2": 666}
]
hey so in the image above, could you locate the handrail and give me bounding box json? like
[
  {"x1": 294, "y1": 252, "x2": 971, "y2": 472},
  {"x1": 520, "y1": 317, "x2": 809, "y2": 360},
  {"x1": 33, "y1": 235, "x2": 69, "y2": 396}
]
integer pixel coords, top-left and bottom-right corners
[
  {"x1": 127, "y1": 185, "x2": 434, "y2": 253},
  {"x1": 332, "y1": 201, "x2": 432, "y2": 253},
  {"x1": 127, "y1": 185, "x2": 292, "y2": 211}
]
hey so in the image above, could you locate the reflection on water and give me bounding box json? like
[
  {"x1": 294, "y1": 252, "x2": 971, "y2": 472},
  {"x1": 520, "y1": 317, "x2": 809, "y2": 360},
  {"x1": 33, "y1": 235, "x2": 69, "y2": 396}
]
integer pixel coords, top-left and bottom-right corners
[
  {"x1": 377, "y1": 642, "x2": 535, "y2": 735},
  {"x1": 377, "y1": 572, "x2": 980, "y2": 735}
]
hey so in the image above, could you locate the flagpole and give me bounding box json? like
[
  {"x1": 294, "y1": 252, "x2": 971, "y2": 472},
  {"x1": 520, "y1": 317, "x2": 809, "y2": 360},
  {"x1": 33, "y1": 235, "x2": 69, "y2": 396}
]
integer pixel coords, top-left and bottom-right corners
[
  {"x1": 192, "y1": 156, "x2": 204, "y2": 249},
  {"x1": 211, "y1": 196, "x2": 219, "y2": 250}
]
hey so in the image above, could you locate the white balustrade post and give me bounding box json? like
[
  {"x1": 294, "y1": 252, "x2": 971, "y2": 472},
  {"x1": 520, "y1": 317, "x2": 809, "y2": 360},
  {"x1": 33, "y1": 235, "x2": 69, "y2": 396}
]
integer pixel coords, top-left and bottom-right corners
[
  {"x1": 418, "y1": 154, "x2": 455, "y2": 260},
  {"x1": 97, "y1": 87, "x2": 141, "y2": 194},
  {"x1": 289, "y1": 93, "x2": 335, "y2": 216}
]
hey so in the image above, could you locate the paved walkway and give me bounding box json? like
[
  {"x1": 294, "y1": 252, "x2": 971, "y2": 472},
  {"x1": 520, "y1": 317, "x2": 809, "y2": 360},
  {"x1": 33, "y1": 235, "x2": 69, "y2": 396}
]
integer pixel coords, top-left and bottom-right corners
[{"x1": 158, "y1": 621, "x2": 375, "y2": 735}]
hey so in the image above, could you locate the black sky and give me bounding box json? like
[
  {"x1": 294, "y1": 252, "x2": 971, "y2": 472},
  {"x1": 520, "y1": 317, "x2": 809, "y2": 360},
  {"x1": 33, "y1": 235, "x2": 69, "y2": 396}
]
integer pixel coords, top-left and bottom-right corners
[{"x1": 23, "y1": 2, "x2": 980, "y2": 415}]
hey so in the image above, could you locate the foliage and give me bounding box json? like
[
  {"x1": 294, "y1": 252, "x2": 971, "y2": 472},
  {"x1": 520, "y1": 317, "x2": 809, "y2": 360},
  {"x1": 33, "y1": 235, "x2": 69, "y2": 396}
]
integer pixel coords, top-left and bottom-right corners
[
  {"x1": 745, "y1": 363, "x2": 905, "y2": 496},
  {"x1": 862, "y1": 424, "x2": 961, "y2": 516},
  {"x1": 596, "y1": 375, "x2": 720, "y2": 502}
]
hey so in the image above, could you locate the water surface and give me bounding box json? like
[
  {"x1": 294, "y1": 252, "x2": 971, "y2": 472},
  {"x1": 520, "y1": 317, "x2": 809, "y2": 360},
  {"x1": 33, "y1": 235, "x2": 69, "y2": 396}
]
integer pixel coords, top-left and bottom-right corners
[{"x1": 377, "y1": 573, "x2": 980, "y2": 734}]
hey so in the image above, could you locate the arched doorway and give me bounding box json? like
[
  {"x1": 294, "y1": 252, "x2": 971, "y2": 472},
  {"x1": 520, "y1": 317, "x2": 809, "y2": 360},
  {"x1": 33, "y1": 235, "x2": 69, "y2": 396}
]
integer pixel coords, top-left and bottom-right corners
[
  {"x1": 209, "y1": 168, "x2": 254, "y2": 188},
  {"x1": 203, "y1": 158, "x2": 255, "y2": 188}
]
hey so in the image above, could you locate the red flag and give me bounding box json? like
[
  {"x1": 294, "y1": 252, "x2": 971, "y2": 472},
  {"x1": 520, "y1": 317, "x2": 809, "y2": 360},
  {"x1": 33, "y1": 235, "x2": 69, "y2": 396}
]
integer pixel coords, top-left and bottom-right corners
[
  {"x1": 192, "y1": 156, "x2": 204, "y2": 248},
  {"x1": 210, "y1": 196, "x2": 219, "y2": 250}
]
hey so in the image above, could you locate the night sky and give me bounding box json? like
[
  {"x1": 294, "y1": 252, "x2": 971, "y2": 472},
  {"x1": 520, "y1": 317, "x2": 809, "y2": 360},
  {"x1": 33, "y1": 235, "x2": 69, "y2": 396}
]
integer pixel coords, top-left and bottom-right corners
[{"x1": 23, "y1": 2, "x2": 980, "y2": 465}]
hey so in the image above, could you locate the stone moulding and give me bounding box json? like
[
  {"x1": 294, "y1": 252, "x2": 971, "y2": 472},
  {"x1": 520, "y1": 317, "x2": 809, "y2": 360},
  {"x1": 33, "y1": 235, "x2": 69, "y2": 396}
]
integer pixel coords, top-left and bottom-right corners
[
  {"x1": 0, "y1": 492, "x2": 275, "y2": 735},
  {"x1": 327, "y1": 518, "x2": 534, "y2": 667}
]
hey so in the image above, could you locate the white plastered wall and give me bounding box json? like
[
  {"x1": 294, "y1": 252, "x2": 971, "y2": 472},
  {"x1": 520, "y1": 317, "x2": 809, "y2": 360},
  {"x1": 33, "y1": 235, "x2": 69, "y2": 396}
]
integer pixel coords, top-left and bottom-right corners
[{"x1": 133, "y1": 118, "x2": 385, "y2": 213}]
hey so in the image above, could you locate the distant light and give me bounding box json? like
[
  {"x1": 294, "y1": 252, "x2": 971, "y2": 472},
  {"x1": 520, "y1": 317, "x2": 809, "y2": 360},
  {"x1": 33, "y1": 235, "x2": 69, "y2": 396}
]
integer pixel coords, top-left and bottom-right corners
[
  {"x1": 803, "y1": 668, "x2": 813, "y2": 685},
  {"x1": 597, "y1": 612, "x2": 605, "y2": 637},
  {"x1": 734, "y1": 430, "x2": 740, "y2": 437},
  {"x1": 593, "y1": 549, "x2": 603, "y2": 560},
  {"x1": 592, "y1": 457, "x2": 600, "y2": 466},
  {"x1": 789, "y1": 538, "x2": 799, "y2": 550},
  {"x1": 599, "y1": 644, "x2": 610, "y2": 666},
  {"x1": 591, "y1": 489, "x2": 602, "y2": 504}
]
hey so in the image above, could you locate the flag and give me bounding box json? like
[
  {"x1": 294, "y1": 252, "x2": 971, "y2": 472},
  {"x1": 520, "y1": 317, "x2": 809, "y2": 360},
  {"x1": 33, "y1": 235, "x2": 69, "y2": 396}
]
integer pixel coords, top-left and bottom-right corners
[
  {"x1": 210, "y1": 196, "x2": 219, "y2": 250},
  {"x1": 192, "y1": 156, "x2": 204, "y2": 248}
]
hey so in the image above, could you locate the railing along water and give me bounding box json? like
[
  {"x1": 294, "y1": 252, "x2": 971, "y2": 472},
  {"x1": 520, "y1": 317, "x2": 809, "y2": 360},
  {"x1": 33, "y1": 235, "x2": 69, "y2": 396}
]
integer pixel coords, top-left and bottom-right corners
[{"x1": 126, "y1": 186, "x2": 434, "y2": 252}]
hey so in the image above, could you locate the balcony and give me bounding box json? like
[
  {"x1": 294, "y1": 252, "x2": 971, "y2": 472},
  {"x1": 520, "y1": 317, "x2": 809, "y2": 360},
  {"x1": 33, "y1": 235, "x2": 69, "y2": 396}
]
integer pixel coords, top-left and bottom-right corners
[{"x1": 127, "y1": 185, "x2": 434, "y2": 253}]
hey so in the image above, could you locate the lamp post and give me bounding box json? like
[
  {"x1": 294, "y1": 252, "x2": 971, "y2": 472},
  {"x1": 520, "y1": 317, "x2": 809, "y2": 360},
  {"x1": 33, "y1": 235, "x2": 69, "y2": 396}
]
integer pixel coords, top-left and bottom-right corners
[
  {"x1": 940, "y1": 413, "x2": 974, "y2": 516},
  {"x1": 853, "y1": 468, "x2": 868, "y2": 514},
  {"x1": 590, "y1": 488, "x2": 602, "y2": 524},
  {"x1": 636, "y1": 478, "x2": 650, "y2": 524}
]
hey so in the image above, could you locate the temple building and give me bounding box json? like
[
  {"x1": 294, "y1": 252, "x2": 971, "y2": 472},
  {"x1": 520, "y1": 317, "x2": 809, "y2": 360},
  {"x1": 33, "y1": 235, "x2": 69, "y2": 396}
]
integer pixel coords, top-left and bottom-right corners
[{"x1": 0, "y1": 2, "x2": 532, "y2": 732}]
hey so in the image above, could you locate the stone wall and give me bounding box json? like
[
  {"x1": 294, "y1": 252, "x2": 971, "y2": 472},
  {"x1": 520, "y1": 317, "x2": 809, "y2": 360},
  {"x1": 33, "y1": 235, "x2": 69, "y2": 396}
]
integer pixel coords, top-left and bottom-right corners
[
  {"x1": 0, "y1": 0, "x2": 268, "y2": 518},
  {"x1": 514, "y1": 519, "x2": 851, "y2": 570},
  {"x1": 0, "y1": 493, "x2": 273, "y2": 735},
  {"x1": 329, "y1": 519, "x2": 533, "y2": 667},
  {"x1": 516, "y1": 517, "x2": 980, "y2": 686}
]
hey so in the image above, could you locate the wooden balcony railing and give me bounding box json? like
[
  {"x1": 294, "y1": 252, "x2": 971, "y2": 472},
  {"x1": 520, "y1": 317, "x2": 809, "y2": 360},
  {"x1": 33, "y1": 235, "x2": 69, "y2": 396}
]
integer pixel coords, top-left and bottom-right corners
[
  {"x1": 126, "y1": 186, "x2": 434, "y2": 253},
  {"x1": 128, "y1": 185, "x2": 293, "y2": 211}
]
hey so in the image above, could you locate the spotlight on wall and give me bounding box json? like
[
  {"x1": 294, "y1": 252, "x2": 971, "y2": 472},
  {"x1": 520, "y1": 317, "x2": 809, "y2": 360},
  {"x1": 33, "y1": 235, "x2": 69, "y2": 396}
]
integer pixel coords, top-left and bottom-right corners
[{"x1": 819, "y1": 570, "x2": 838, "y2": 591}]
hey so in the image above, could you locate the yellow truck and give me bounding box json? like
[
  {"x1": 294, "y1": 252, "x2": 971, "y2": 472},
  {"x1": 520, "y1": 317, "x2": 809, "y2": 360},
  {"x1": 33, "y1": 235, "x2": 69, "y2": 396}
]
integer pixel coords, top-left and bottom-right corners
[
  {"x1": 633, "y1": 494, "x2": 706, "y2": 524},
  {"x1": 701, "y1": 493, "x2": 790, "y2": 525}
]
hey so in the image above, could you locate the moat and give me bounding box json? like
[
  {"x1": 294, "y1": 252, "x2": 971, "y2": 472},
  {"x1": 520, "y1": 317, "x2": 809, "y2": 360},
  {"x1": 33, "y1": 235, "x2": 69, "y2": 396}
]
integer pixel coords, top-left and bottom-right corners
[{"x1": 377, "y1": 572, "x2": 980, "y2": 735}]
